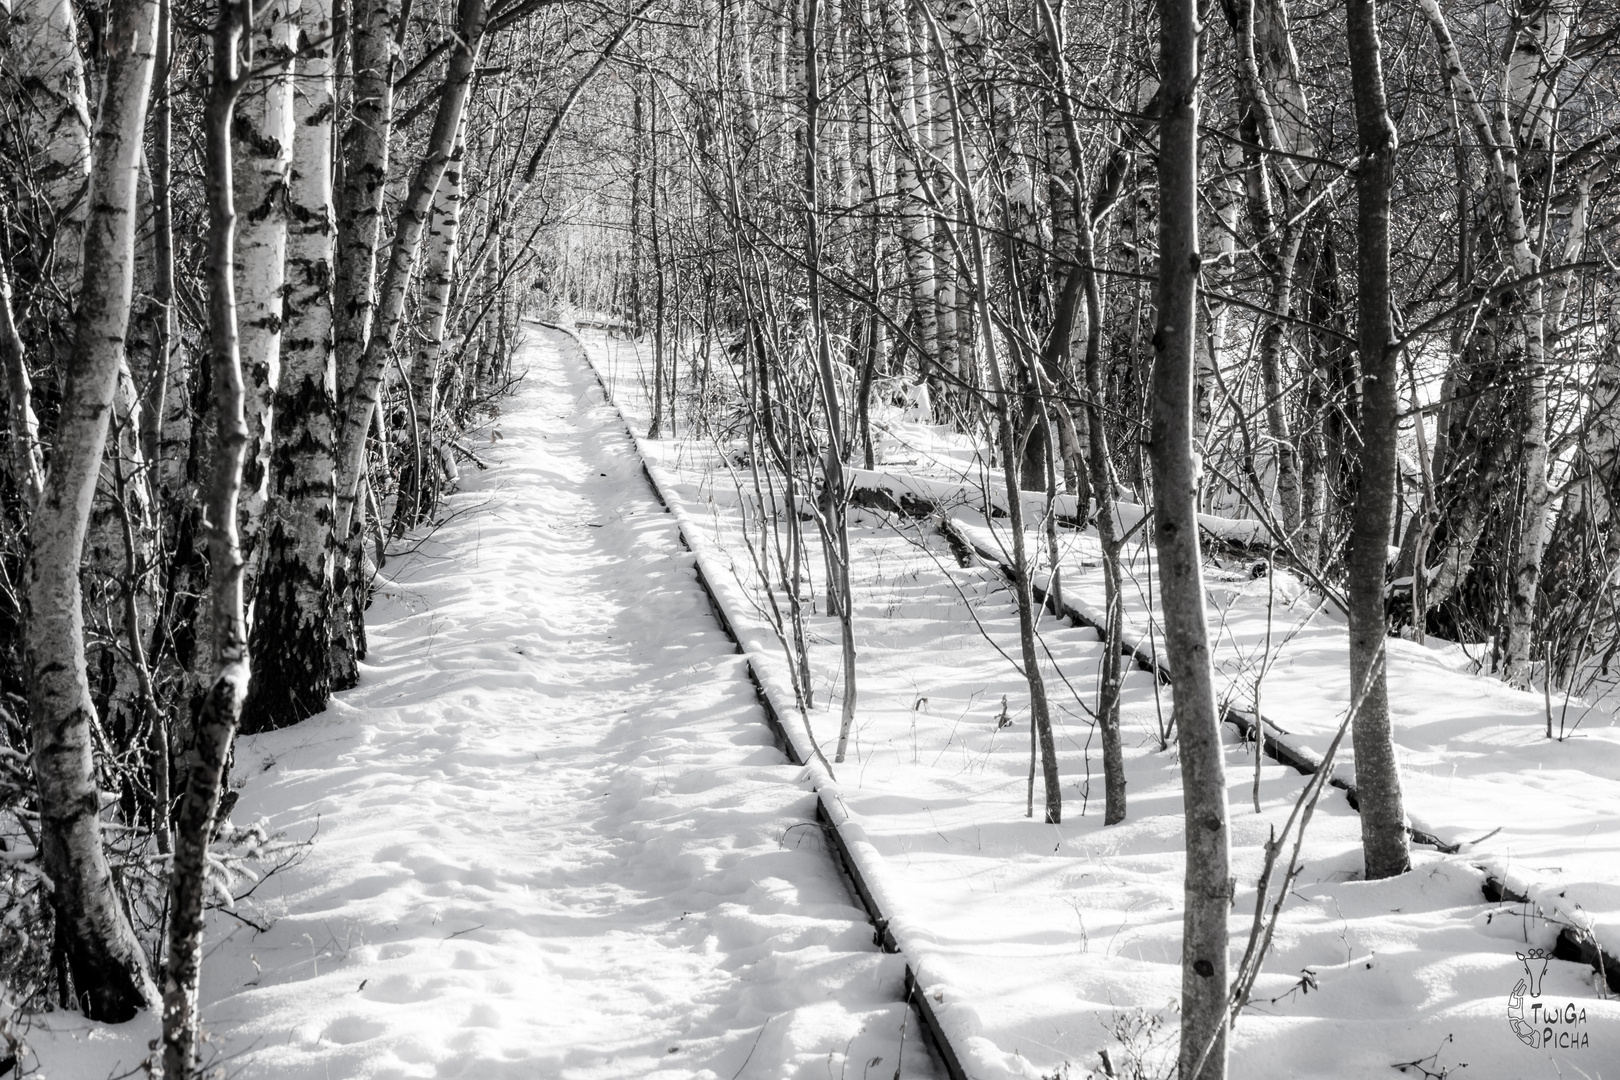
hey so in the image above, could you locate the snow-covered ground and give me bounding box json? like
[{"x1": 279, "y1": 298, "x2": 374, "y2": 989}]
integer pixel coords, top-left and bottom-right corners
[
  {"x1": 22, "y1": 327, "x2": 940, "y2": 1079},
  {"x1": 576, "y1": 324, "x2": 1620, "y2": 1079}
]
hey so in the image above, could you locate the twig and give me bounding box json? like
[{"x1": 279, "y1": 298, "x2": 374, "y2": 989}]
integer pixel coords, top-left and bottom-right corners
[{"x1": 728, "y1": 1016, "x2": 772, "y2": 1080}]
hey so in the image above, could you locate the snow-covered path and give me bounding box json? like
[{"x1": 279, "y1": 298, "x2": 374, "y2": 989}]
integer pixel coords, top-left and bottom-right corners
[{"x1": 29, "y1": 327, "x2": 934, "y2": 1079}]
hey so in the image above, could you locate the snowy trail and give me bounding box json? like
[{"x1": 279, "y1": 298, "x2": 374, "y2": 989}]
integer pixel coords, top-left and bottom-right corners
[{"x1": 29, "y1": 327, "x2": 935, "y2": 1079}]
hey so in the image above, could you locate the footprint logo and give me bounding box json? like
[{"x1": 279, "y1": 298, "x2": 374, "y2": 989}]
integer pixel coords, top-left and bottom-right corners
[{"x1": 1507, "y1": 977, "x2": 1540, "y2": 1048}]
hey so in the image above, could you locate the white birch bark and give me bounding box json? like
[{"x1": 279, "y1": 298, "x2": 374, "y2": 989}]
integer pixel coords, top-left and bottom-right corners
[
  {"x1": 163, "y1": 3, "x2": 255, "y2": 1067},
  {"x1": 920, "y1": 35, "x2": 957, "y2": 392},
  {"x1": 394, "y1": 125, "x2": 467, "y2": 532},
  {"x1": 879, "y1": 0, "x2": 937, "y2": 382},
  {"x1": 242, "y1": 0, "x2": 338, "y2": 733},
  {"x1": 333, "y1": 0, "x2": 486, "y2": 550},
  {"x1": 22, "y1": 0, "x2": 160, "y2": 1022},
  {"x1": 1501, "y1": 3, "x2": 1568, "y2": 684},
  {"x1": 333, "y1": 0, "x2": 396, "y2": 398},
  {"x1": 234, "y1": 0, "x2": 300, "y2": 596},
  {"x1": 1505, "y1": 0, "x2": 1569, "y2": 150},
  {"x1": 327, "y1": 0, "x2": 399, "y2": 687},
  {"x1": 0, "y1": 250, "x2": 43, "y2": 502},
  {"x1": 5, "y1": 0, "x2": 93, "y2": 295},
  {"x1": 1418, "y1": 0, "x2": 1549, "y2": 681}
]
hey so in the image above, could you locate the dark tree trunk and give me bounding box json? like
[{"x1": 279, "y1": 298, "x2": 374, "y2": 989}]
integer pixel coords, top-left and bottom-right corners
[
  {"x1": 1345, "y1": 0, "x2": 1412, "y2": 881},
  {"x1": 1151, "y1": 0, "x2": 1229, "y2": 1074}
]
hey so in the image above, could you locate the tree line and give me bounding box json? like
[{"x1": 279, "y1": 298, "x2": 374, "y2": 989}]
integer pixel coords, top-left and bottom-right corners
[{"x1": 0, "y1": 0, "x2": 640, "y2": 1073}]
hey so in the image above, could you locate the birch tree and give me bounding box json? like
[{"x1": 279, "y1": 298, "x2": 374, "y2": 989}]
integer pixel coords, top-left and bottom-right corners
[
  {"x1": 243, "y1": 0, "x2": 339, "y2": 733},
  {"x1": 4, "y1": 0, "x2": 93, "y2": 320},
  {"x1": 22, "y1": 0, "x2": 160, "y2": 1023},
  {"x1": 333, "y1": 0, "x2": 488, "y2": 563},
  {"x1": 1411, "y1": 0, "x2": 1550, "y2": 661},
  {"x1": 880, "y1": 0, "x2": 938, "y2": 387},
  {"x1": 233, "y1": 0, "x2": 300, "y2": 594},
  {"x1": 163, "y1": 0, "x2": 257, "y2": 1068},
  {"x1": 328, "y1": 0, "x2": 400, "y2": 687},
  {"x1": 0, "y1": 247, "x2": 43, "y2": 503},
  {"x1": 394, "y1": 125, "x2": 467, "y2": 533}
]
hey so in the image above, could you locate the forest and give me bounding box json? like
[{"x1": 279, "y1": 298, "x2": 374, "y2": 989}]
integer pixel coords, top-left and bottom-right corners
[{"x1": 0, "y1": 0, "x2": 1617, "y2": 1076}]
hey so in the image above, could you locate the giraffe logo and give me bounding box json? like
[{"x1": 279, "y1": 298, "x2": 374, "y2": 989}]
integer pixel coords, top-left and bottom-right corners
[{"x1": 1506, "y1": 948, "x2": 1592, "y2": 1051}]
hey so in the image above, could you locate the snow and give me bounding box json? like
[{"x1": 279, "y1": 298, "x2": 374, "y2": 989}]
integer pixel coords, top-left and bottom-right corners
[
  {"x1": 18, "y1": 319, "x2": 1620, "y2": 1080},
  {"x1": 946, "y1": 513, "x2": 1620, "y2": 955},
  {"x1": 21, "y1": 325, "x2": 940, "y2": 1079},
  {"x1": 575, "y1": 324, "x2": 1620, "y2": 1079}
]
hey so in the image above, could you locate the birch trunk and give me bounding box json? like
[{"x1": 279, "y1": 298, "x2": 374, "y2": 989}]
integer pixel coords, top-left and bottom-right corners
[
  {"x1": 0, "y1": 249, "x2": 43, "y2": 503},
  {"x1": 6, "y1": 0, "x2": 93, "y2": 304},
  {"x1": 163, "y1": 2, "x2": 255, "y2": 1069},
  {"x1": 394, "y1": 125, "x2": 467, "y2": 533},
  {"x1": 327, "y1": 0, "x2": 399, "y2": 687},
  {"x1": 1416, "y1": 0, "x2": 1546, "y2": 659},
  {"x1": 923, "y1": 47, "x2": 958, "y2": 396},
  {"x1": 234, "y1": 0, "x2": 301, "y2": 597},
  {"x1": 1500, "y1": 4, "x2": 1569, "y2": 685},
  {"x1": 919, "y1": 4, "x2": 1060, "y2": 824},
  {"x1": 333, "y1": 0, "x2": 487, "y2": 556},
  {"x1": 1152, "y1": 0, "x2": 1229, "y2": 1073},
  {"x1": 879, "y1": 0, "x2": 937, "y2": 384},
  {"x1": 333, "y1": 0, "x2": 396, "y2": 399},
  {"x1": 854, "y1": 0, "x2": 888, "y2": 435},
  {"x1": 805, "y1": 0, "x2": 859, "y2": 764},
  {"x1": 243, "y1": 0, "x2": 338, "y2": 733},
  {"x1": 89, "y1": 29, "x2": 157, "y2": 778},
  {"x1": 22, "y1": 0, "x2": 159, "y2": 1023}
]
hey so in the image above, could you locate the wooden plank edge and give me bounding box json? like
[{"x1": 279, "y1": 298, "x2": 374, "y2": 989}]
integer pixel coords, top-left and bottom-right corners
[
  {"x1": 560, "y1": 321, "x2": 972, "y2": 1080},
  {"x1": 955, "y1": 523, "x2": 1463, "y2": 849}
]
